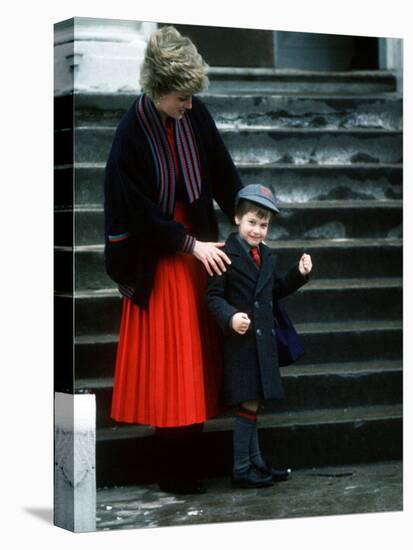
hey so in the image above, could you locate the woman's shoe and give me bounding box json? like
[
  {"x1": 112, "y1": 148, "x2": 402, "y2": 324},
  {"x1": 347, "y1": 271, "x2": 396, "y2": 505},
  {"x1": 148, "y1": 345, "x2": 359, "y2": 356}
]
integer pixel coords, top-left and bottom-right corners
[
  {"x1": 232, "y1": 466, "x2": 274, "y2": 489},
  {"x1": 158, "y1": 476, "x2": 206, "y2": 495}
]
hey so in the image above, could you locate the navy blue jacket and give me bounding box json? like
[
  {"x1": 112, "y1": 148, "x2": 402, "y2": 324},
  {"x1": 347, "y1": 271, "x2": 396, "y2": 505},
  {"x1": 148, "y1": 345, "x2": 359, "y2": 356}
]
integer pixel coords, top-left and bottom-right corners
[
  {"x1": 104, "y1": 96, "x2": 242, "y2": 308},
  {"x1": 206, "y1": 232, "x2": 309, "y2": 405}
]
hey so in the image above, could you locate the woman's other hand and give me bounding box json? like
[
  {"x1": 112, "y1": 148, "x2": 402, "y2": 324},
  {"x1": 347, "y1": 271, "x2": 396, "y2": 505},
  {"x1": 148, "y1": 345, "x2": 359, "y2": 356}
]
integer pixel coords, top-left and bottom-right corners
[
  {"x1": 231, "y1": 313, "x2": 251, "y2": 335},
  {"x1": 192, "y1": 241, "x2": 231, "y2": 276}
]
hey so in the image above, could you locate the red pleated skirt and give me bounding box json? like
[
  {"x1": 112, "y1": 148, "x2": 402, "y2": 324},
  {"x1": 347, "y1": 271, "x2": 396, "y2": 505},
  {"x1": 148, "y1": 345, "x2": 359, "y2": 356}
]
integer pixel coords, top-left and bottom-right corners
[{"x1": 110, "y1": 202, "x2": 223, "y2": 427}]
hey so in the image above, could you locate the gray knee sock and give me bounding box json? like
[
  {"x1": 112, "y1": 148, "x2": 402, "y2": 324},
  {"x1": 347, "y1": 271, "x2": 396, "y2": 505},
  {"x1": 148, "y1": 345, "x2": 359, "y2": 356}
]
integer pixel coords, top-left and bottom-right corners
[
  {"x1": 233, "y1": 407, "x2": 258, "y2": 475},
  {"x1": 250, "y1": 422, "x2": 267, "y2": 469}
]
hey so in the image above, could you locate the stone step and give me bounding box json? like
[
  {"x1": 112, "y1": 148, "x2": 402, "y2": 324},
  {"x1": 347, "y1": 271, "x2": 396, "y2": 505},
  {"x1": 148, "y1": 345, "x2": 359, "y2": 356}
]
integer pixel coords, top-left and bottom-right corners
[
  {"x1": 267, "y1": 238, "x2": 403, "y2": 278},
  {"x1": 201, "y1": 94, "x2": 402, "y2": 130},
  {"x1": 72, "y1": 93, "x2": 402, "y2": 130},
  {"x1": 68, "y1": 278, "x2": 402, "y2": 337},
  {"x1": 56, "y1": 163, "x2": 402, "y2": 208},
  {"x1": 281, "y1": 278, "x2": 402, "y2": 323},
  {"x1": 77, "y1": 360, "x2": 402, "y2": 428},
  {"x1": 66, "y1": 126, "x2": 402, "y2": 165},
  {"x1": 94, "y1": 403, "x2": 402, "y2": 486},
  {"x1": 73, "y1": 321, "x2": 402, "y2": 381},
  {"x1": 220, "y1": 128, "x2": 403, "y2": 165},
  {"x1": 56, "y1": 200, "x2": 402, "y2": 246},
  {"x1": 205, "y1": 68, "x2": 397, "y2": 94},
  {"x1": 54, "y1": 238, "x2": 402, "y2": 291},
  {"x1": 234, "y1": 163, "x2": 402, "y2": 203}
]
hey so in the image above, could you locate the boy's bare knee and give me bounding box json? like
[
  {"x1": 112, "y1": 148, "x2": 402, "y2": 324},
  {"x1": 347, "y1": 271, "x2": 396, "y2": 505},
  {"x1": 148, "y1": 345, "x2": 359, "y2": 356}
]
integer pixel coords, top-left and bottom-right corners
[{"x1": 241, "y1": 400, "x2": 259, "y2": 412}]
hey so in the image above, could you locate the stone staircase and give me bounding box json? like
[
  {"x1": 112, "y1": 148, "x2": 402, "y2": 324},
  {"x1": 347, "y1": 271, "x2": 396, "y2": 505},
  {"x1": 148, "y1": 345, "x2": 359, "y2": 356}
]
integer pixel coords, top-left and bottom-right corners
[{"x1": 54, "y1": 69, "x2": 402, "y2": 487}]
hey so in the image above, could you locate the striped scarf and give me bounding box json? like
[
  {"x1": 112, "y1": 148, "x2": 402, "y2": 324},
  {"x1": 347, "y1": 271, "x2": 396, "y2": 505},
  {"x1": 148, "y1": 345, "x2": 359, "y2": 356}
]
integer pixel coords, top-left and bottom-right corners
[{"x1": 136, "y1": 94, "x2": 202, "y2": 217}]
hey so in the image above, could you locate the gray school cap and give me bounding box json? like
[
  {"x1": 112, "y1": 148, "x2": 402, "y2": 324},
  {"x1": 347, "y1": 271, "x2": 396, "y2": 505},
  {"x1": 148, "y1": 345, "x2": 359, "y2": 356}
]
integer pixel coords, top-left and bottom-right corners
[{"x1": 235, "y1": 184, "x2": 280, "y2": 214}]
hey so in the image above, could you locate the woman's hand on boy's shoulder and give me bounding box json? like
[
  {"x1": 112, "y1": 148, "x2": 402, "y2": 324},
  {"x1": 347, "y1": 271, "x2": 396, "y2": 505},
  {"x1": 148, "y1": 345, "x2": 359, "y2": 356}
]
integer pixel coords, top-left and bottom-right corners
[
  {"x1": 192, "y1": 240, "x2": 231, "y2": 276},
  {"x1": 298, "y1": 253, "x2": 312, "y2": 276}
]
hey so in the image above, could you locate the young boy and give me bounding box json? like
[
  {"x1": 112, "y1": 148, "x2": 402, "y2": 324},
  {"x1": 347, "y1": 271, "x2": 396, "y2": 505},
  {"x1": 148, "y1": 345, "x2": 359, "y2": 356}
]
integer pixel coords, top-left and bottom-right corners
[{"x1": 206, "y1": 184, "x2": 312, "y2": 488}]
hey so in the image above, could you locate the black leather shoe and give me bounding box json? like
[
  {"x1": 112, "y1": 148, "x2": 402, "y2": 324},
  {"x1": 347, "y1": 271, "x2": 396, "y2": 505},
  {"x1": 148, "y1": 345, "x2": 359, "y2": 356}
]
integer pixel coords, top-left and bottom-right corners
[
  {"x1": 158, "y1": 477, "x2": 206, "y2": 495},
  {"x1": 255, "y1": 461, "x2": 292, "y2": 482},
  {"x1": 232, "y1": 466, "x2": 274, "y2": 489}
]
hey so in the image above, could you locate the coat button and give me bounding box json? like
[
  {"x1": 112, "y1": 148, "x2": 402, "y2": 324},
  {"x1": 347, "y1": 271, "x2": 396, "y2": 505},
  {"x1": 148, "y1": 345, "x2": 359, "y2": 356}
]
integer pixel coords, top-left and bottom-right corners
[
  {"x1": 256, "y1": 329, "x2": 262, "y2": 336},
  {"x1": 254, "y1": 301, "x2": 260, "y2": 308}
]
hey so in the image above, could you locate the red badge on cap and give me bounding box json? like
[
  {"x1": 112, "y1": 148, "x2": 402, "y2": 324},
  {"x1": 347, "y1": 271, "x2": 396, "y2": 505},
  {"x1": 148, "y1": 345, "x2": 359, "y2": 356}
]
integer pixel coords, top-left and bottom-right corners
[{"x1": 260, "y1": 186, "x2": 271, "y2": 197}]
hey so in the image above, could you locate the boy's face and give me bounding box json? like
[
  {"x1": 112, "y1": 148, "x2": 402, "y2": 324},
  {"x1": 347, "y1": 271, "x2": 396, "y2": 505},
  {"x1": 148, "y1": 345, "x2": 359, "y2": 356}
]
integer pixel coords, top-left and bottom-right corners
[{"x1": 235, "y1": 210, "x2": 270, "y2": 247}]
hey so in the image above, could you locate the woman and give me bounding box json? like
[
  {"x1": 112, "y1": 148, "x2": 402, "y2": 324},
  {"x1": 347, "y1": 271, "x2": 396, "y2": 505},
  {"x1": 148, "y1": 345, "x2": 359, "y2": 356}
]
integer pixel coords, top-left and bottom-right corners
[{"x1": 104, "y1": 26, "x2": 242, "y2": 494}]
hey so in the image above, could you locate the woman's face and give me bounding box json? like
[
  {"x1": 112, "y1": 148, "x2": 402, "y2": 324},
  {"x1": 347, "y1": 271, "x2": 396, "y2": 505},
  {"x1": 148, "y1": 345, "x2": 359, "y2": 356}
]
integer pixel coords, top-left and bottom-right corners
[{"x1": 154, "y1": 91, "x2": 193, "y2": 121}]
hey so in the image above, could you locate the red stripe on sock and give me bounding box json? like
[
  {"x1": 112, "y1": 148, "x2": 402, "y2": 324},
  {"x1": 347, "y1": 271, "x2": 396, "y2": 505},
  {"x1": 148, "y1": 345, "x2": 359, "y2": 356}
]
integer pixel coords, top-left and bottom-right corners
[{"x1": 237, "y1": 409, "x2": 257, "y2": 422}]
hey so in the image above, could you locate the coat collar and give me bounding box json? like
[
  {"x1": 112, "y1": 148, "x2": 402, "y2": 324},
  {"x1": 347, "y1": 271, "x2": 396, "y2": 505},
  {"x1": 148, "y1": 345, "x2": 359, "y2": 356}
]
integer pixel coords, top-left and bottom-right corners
[{"x1": 226, "y1": 232, "x2": 275, "y2": 296}]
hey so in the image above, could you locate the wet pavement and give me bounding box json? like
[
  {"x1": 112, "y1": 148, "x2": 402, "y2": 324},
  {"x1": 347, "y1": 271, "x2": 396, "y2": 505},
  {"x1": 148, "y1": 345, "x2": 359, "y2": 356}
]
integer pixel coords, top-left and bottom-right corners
[{"x1": 96, "y1": 460, "x2": 402, "y2": 531}]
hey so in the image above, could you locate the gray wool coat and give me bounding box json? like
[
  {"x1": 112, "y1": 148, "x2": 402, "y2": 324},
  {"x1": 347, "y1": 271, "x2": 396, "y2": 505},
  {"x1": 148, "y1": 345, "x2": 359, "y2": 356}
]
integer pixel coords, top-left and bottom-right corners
[{"x1": 206, "y1": 232, "x2": 309, "y2": 405}]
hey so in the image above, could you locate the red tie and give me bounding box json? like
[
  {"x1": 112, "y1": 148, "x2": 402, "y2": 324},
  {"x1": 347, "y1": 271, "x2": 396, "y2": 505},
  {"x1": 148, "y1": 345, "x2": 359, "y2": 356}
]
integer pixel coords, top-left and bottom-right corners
[{"x1": 251, "y1": 247, "x2": 261, "y2": 268}]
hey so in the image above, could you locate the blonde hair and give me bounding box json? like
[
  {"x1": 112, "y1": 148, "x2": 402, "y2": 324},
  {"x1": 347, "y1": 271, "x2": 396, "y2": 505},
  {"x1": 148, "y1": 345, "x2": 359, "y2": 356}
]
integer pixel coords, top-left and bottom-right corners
[{"x1": 140, "y1": 26, "x2": 209, "y2": 99}]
